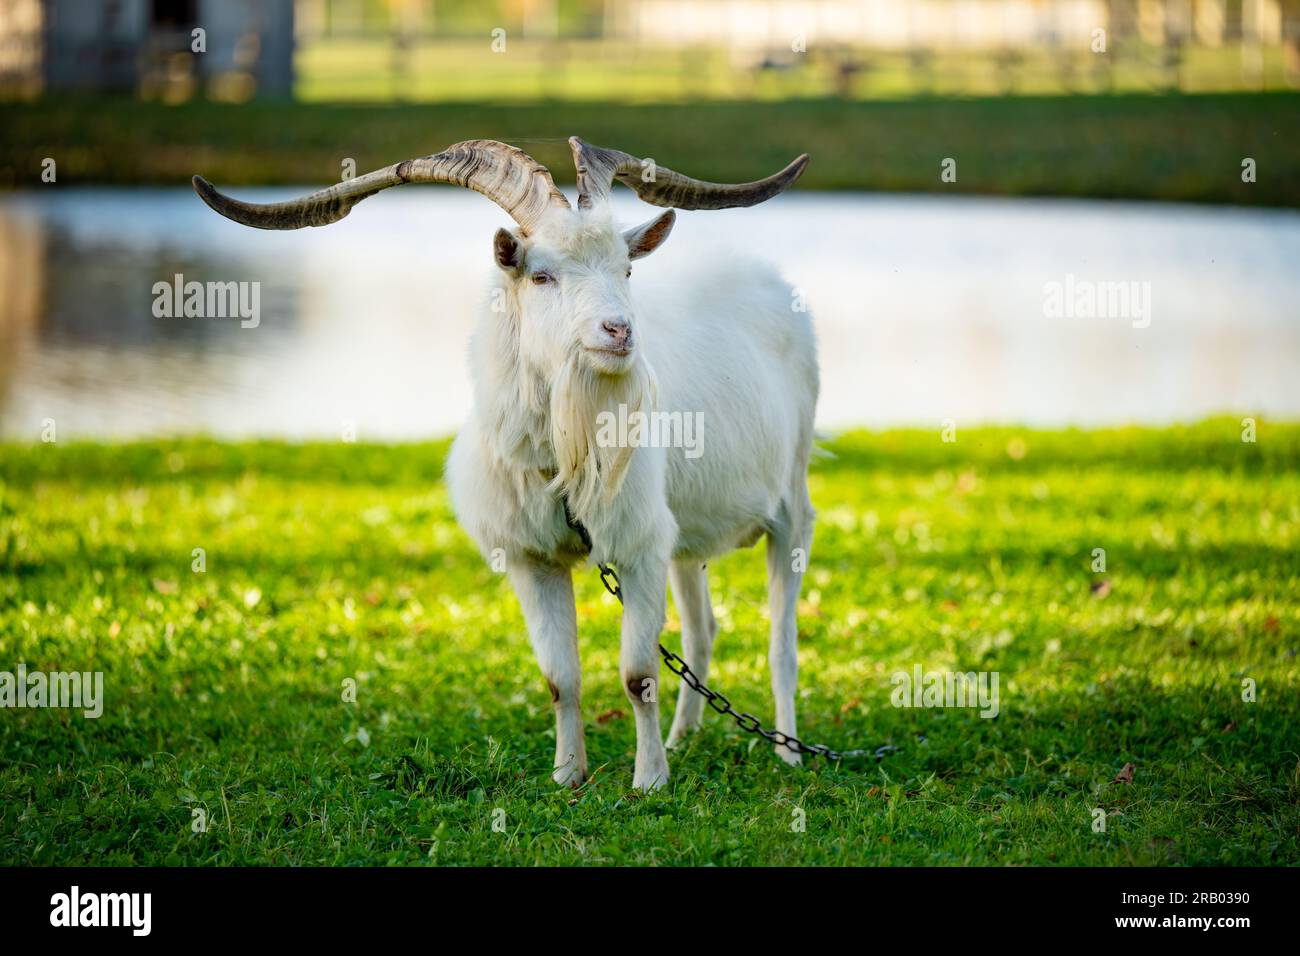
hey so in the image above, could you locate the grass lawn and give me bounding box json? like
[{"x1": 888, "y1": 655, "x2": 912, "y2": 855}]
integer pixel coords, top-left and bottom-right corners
[
  {"x1": 294, "y1": 38, "x2": 1299, "y2": 103},
  {"x1": 1, "y1": 420, "x2": 1297, "y2": 866},
  {"x1": 2, "y1": 93, "x2": 1298, "y2": 206}
]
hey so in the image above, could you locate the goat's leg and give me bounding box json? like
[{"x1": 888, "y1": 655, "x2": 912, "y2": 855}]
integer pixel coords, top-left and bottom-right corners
[
  {"x1": 665, "y1": 559, "x2": 717, "y2": 749},
  {"x1": 618, "y1": 554, "x2": 671, "y2": 790},
  {"x1": 765, "y1": 486, "x2": 815, "y2": 765},
  {"x1": 508, "y1": 559, "x2": 586, "y2": 787}
]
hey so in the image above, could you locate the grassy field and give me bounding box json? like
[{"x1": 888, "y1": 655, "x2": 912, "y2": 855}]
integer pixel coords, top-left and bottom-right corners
[
  {"x1": 2, "y1": 93, "x2": 1298, "y2": 206},
  {"x1": 1, "y1": 421, "x2": 1297, "y2": 866},
  {"x1": 295, "y1": 38, "x2": 1300, "y2": 103}
]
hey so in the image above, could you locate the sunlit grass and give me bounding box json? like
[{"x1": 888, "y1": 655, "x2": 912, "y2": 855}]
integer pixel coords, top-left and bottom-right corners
[
  {"x1": 295, "y1": 39, "x2": 1298, "y2": 103},
  {"x1": 0, "y1": 419, "x2": 1297, "y2": 864}
]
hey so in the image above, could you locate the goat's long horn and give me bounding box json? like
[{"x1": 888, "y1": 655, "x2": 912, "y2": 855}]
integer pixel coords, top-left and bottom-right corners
[
  {"x1": 193, "y1": 140, "x2": 570, "y2": 234},
  {"x1": 569, "y1": 137, "x2": 808, "y2": 211}
]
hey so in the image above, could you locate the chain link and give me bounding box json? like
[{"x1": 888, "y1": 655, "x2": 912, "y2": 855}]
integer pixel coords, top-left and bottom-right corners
[{"x1": 597, "y1": 560, "x2": 897, "y2": 763}]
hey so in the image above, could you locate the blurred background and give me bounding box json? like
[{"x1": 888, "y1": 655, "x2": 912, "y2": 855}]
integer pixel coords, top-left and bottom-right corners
[
  {"x1": 5, "y1": 0, "x2": 1300, "y2": 102},
  {"x1": 0, "y1": 0, "x2": 1297, "y2": 438}
]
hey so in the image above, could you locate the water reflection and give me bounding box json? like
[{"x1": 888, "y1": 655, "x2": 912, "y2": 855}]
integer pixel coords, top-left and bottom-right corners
[{"x1": 1, "y1": 188, "x2": 1297, "y2": 439}]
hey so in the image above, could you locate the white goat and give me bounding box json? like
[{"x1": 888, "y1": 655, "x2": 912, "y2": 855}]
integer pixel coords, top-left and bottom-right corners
[{"x1": 193, "y1": 138, "x2": 818, "y2": 790}]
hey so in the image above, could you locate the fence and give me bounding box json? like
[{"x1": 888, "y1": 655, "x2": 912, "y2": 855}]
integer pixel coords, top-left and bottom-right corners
[{"x1": 3, "y1": 0, "x2": 1298, "y2": 100}]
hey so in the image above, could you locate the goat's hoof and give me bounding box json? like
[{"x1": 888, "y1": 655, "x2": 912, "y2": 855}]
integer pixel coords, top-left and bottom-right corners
[
  {"x1": 552, "y1": 759, "x2": 588, "y2": 789},
  {"x1": 632, "y1": 764, "x2": 669, "y2": 792},
  {"x1": 775, "y1": 744, "x2": 802, "y2": 766}
]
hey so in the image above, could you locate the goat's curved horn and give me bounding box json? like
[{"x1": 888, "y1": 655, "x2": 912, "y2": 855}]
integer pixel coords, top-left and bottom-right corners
[
  {"x1": 193, "y1": 140, "x2": 570, "y2": 234},
  {"x1": 569, "y1": 137, "x2": 808, "y2": 211}
]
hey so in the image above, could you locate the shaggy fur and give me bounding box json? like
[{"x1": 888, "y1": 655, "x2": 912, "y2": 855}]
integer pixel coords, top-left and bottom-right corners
[{"x1": 446, "y1": 203, "x2": 818, "y2": 790}]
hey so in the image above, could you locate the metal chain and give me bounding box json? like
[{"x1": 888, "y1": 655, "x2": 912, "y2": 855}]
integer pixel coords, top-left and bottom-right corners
[{"x1": 594, "y1": 558, "x2": 897, "y2": 763}]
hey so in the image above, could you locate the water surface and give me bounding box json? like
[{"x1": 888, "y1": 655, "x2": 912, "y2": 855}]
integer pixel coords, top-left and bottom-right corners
[{"x1": 1, "y1": 188, "x2": 1296, "y2": 439}]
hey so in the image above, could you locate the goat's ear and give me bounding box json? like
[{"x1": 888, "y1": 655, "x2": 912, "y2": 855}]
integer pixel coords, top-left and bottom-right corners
[
  {"x1": 623, "y1": 209, "x2": 675, "y2": 261},
  {"x1": 493, "y1": 228, "x2": 523, "y2": 273}
]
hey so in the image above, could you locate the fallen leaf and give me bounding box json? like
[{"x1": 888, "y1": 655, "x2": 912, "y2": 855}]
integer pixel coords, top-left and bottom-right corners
[
  {"x1": 940, "y1": 600, "x2": 959, "y2": 612},
  {"x1": 108, "y1": 621, "x2": 121, "y2": 638},
  {"x1": 152, "y1": 578, "x2": 177, "y2": 594},
  {"x1": 1222, "y1": 721, "x2": 1237, "y2": 733},
  {"x1": 1091, "y1": 580, "x2": 1112, "y2": 598},
  {"x1": 1113, "y1": 762, "x2": 1135, "y2": 784},
  {"x1": 596, "y1": 708, "x2": 625, "y2": 724}
]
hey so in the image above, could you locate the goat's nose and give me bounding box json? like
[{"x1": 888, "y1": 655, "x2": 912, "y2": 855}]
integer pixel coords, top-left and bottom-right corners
[{"x1": 602, "y1": 318, "x2": 631, "y2": 346}]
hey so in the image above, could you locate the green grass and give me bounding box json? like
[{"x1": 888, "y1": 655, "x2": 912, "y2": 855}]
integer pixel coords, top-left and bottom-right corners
[
  {"x1": 2, "y1": 92, "x2": 1298, "y2": 205},
  {"x1": 1, "y1": 420, "x2": 1298, "y2": 865},
  {"x1": 295, "y1": 38, "x2": 1299, "y2": 103}
]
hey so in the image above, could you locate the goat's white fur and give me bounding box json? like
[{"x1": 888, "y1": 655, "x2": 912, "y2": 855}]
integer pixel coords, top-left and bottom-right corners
[{"x1": 446, "y1": 203, "x2": 818, "y2": 790}]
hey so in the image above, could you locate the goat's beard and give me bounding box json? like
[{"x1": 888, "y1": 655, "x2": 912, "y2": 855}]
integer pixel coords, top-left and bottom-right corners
[{"x1": 548, "y1": 348, "x2": 657, "y2": 517}]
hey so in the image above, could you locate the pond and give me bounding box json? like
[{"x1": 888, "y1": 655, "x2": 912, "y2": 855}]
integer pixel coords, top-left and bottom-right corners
[{"x1": 1, "y1": 188, "x2": 1297, "y2": 439}]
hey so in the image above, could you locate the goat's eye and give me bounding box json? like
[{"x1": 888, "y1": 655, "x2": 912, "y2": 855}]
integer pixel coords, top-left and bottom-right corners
[{"x1": 531, "y1": 272, "x2": 554, "y2": 286}]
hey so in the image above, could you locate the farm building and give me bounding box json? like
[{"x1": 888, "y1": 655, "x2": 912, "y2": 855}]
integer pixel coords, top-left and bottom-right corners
[{"x1": 0, "y1": 0, "x2": 293, "y2": 98}]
